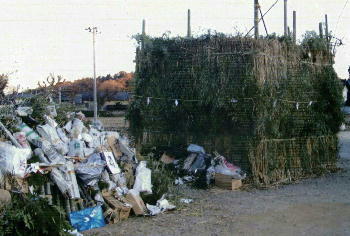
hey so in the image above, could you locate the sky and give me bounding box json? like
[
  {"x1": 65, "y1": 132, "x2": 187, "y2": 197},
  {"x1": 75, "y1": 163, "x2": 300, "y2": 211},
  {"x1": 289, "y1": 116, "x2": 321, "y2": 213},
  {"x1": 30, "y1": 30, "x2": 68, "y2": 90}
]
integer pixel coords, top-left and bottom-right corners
[{"x1": 0, "y1": 0, "x2": 349, "y2": 90}]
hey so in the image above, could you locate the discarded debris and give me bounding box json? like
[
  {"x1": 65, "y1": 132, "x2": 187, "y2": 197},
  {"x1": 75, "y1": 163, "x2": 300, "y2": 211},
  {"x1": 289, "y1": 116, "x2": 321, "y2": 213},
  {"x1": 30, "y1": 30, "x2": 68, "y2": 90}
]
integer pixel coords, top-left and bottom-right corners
[
  {"x1": 179, "y1": 198, "x2": 193, "y2": 204},
  {"x1": 0, "y1": 102, "x2": 246, "y2": 233}
]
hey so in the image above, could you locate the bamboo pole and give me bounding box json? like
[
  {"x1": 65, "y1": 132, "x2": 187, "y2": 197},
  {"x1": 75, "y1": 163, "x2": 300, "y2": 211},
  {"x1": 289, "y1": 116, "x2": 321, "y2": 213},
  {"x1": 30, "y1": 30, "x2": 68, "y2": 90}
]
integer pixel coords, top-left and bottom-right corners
[
  {"x1": 284, "y1": 0, "x2": 288, "y2": 36},
  {"x1": 293, "y1": 11, "x2": 296, "y2": 43},
  {"x1": 254, "y1": 0, "x2": 259, "y2": 39},
  {"x1": 319, "y1": 22, "x2": 323, "y2": 38},
  {"x1": 187, "y1": 9, "x2": 191, "y2": 38}
]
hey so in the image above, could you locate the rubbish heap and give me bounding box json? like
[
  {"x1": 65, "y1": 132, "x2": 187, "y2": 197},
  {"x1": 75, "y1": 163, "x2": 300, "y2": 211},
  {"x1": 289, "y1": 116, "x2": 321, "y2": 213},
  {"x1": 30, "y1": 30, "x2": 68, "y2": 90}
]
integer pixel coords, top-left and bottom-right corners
[
  {"x1": 0, "y1": 105, "x2": 175, "y2": 232},
  {"x1": 163, "y1": 144, "x2": 246, "y2": 189},
  {"x1": 0, "y1": 103, "x2": 246, "y2": 233}
]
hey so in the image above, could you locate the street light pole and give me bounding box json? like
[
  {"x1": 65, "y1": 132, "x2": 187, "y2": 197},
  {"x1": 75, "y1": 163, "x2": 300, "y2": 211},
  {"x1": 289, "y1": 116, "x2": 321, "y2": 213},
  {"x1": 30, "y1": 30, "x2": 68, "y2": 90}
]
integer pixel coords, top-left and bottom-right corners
[{"x1": 85, "y1": 27, "x2": 98, "y2": 123}]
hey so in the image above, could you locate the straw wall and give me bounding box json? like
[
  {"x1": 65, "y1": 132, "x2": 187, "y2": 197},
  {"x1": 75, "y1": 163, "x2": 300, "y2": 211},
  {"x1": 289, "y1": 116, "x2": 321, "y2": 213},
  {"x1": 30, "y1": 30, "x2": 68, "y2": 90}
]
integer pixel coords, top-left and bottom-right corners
[{"x1": 128, "y1": 34, "x2": 343, "y2": 186}]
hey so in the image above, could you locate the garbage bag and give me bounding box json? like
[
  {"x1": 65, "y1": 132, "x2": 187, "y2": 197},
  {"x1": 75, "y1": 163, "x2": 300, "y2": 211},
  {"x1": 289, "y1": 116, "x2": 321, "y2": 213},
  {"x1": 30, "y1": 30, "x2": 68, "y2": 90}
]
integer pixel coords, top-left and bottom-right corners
[
  {"x1": 65, "y1": 161, "x2": 81, "y2": 199},
  {"x1": 101, "y1": 170, "x2": 116, "y2": 190},
  {"x1": 40, "y1": 140, "x2": 66, "y2": 164},
  {"x1": 17, "y1": 122, "x2": 41, "y2": 144},
  {"x1": 0, "y1": 142, "x2": 30, "y2": 178},
  {"x1": 44, "y1": 115, "x2": 58, "y2": 128},
  {"x1": 57, "y1": 127, "x2": 70, "y2": 143},
  {"x1": 50, "y1": 168, "x2": 70, "y2": 196},
  {"x1": 37, "y1": 124, "x2": 68, "y2": 155},
  {"x1": 187, "y1": 144, "x2": 205, "y2": 154},
  {"x1": 75, "y1": 153, "x2": 106, "y2": 186},
  {"x1": 68, "y1": 139, "x2": 85, "y2": 158},
  {"x1": 13, "y1": 132, "x2": 31, "y2": 149},
  {"x1": 71, "y1": 118, "x2": 86, "y2": 134},
  {"x1": 189, "y1": 153, "x2": 207, "y2": 173},
  {"x1": 16, "y1": 106, "x2": 33, "y2": 116},
  {"x1": 46, "y1": 105, "x2": 57, "y2": 117},
  {"x1": 133, "y1": 161, "x2": 152, "y2": 194},
  {"x1": 69, "y1": 205, "x2": 105, "y2": 232},
  {"x1": 183, "y1": 153, "x2": 197, "y2": 171},
  {"x1": 214, "y1": 155, "x2": 246, "y2": 179},
  {"x1": 64, "y1": 120, "x2": 73, "y2": 133}
]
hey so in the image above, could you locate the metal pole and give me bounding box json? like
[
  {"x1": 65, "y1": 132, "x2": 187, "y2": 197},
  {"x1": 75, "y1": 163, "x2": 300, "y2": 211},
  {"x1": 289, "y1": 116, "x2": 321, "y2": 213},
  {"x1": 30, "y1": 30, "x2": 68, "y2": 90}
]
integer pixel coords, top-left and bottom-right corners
[
  {"x1": 284, "y1": 0, "x2": 288, "y2": 36},
  {"x1": 187, "y1": 9, "x2": 191, "y2": 38},
  {"x1": 293, "y1": 11, "x2": 296, "y2": 43},
  {"x1": 92, "y1": 27, "x2": 98, "y2": 123},
  {"x1": 254, "y1": 0, "x2": 259, "y2": 39}
]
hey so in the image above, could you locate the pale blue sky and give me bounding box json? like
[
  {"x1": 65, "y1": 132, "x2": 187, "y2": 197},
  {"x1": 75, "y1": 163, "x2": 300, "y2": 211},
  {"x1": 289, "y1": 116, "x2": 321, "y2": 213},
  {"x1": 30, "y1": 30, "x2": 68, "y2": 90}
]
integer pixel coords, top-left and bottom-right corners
[{"x1": 0, "y1": 0, "x2": 349, "y2": 90}]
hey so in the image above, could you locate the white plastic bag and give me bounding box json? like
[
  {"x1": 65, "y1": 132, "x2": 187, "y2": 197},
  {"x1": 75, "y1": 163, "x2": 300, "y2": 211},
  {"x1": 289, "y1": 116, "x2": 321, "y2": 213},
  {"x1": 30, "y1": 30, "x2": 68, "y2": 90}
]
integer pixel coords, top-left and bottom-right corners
[
  {"x1": 68, "y1": 139, "x2": 85, "y2": 158},
  {"x1": 133, "y1": 161, "x2": 152, "y2": 194},
  {"x1": 17, "y1": 122, "x2": 40, "y2": 144},
  {"x1": 0, "y1": 142, "x2": 31, "y2": 178}
]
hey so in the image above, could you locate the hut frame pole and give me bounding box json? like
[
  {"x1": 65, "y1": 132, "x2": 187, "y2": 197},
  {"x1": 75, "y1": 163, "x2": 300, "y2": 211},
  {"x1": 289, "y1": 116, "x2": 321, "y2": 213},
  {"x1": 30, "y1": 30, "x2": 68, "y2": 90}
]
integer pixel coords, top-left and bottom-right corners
[
  {"x1": 142, "y1": 19, "x2": 146, "y2": 49},
  {"x1": 319, "y1": 22, "x2": 323, "y2": 38},
  {"x1": 284, "y1": 0, "x2": 288, "y2": 36},
  {"x1": 254, "y1": 0, "x2": 259, "y2": 39},
  {"x1": 187, "y1": 9, "x2": 191, "y2": 38},
  {"x1": 293, "y1": 11, "x2": 296, "y2": 43}
]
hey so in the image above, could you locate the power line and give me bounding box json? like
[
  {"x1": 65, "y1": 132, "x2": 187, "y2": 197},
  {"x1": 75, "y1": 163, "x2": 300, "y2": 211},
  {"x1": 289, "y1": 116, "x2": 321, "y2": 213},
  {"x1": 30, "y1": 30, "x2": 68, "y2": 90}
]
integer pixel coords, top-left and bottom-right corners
[
  {"x1": 334, "y1": 0, "x2": 349, "y2": 36},
  {"x1": 245, "y1": 0, "x2": 280, "y2": 37}
]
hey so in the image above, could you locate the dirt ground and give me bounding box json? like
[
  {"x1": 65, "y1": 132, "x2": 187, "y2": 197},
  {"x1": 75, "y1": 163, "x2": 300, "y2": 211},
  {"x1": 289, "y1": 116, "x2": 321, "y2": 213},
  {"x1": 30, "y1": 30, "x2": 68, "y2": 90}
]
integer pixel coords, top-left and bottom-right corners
[{"x1": 87, "y1": 131, "x2": 350, "y2": 236}]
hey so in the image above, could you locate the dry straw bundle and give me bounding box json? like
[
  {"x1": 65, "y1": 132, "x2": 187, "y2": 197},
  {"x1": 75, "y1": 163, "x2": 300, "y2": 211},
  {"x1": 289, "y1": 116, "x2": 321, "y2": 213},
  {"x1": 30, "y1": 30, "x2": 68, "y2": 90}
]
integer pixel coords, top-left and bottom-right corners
[{"x1": 128, "y1": 33, "x2": 343, "y2": 186}]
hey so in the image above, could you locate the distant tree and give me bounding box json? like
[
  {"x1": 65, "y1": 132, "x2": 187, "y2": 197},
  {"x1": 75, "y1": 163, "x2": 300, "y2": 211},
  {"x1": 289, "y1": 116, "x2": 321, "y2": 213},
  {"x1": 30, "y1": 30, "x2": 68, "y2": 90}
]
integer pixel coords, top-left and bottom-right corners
[{"x1": 0, "y1": 74, "x2": 9, "y2": 99}]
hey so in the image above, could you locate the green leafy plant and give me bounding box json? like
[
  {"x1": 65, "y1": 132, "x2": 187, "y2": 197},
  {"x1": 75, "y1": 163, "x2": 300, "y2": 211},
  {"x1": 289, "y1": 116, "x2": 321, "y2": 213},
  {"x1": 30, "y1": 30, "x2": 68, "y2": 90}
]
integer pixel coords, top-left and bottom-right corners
[{"x1": 0, "y1": 193, "x2": 72, "y2": 236}]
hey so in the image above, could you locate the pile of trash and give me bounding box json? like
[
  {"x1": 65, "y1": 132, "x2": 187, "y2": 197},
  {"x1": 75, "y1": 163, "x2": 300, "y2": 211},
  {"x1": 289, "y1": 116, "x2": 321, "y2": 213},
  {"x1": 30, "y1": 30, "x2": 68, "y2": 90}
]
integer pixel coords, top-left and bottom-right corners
[
  {"x1": 162, "y1": 144, "x2": 246, "y2": 188},
  {"x1": 0, "y1": 105, "x2": 176, "y2": 233}
]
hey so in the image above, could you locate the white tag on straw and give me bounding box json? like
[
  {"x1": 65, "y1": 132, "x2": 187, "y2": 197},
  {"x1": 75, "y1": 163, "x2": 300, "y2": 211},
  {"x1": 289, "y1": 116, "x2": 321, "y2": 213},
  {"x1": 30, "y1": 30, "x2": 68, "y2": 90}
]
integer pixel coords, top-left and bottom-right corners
[
  {"x1": 296, "y1": 102, "x2": 299, "y2": 110},
  {"x1": 273, "y1": 100, "x2": 277, "y2": 108},
  {"x1": 147, "y1": 97, "x2": 150, "y2": 105},
  {"x1": 175, "y1": 99, "x2": 179, "y2": 106},
  {"x1": 308, "y1": 101, "x2": 313, "y2": 107}
]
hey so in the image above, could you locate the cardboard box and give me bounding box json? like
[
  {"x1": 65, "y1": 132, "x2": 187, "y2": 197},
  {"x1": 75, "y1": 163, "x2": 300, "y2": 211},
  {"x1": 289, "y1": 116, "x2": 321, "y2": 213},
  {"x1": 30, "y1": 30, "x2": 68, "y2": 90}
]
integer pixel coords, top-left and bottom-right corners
[
  {"x1": 125, "y1": 191, "x2": 147, "y2": 216},
  {"x1": 215, "y1": 173, "x2": 242, "y2": 190},
  {"x1": 102, "y1": 191, "x2": 131, "y2": 223}
]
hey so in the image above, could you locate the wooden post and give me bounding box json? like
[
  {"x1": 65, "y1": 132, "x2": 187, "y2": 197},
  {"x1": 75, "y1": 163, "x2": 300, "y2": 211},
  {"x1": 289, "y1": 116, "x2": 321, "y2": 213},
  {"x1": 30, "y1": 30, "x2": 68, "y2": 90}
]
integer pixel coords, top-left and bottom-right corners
[
  {"x1": 293, "y1": 11, "x2": 296, "y2": 43},
  {"x1": 319, "y1": 22, "x2": 323, "y2": 38},
  {"x1": 254, "y1": 0, "x2": 259, "y2": 39},
  {"x1": 187, "y1": 9, "x2": 191, "y2": 38},
  {"x1": 284, "y1": 0, "x2": 288, "y2": 36}
]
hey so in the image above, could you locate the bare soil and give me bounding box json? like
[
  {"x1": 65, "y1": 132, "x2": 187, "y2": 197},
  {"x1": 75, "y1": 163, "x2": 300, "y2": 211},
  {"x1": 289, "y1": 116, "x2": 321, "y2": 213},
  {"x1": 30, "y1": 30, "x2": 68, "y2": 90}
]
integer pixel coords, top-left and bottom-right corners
[{"x1": 87, "y1": 131, "x2": 350, "y2": 236}]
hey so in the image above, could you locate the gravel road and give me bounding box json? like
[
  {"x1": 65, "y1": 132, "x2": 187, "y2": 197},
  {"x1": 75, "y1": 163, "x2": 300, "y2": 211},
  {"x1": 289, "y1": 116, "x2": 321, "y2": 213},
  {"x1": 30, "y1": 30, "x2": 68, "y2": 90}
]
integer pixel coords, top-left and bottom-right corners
[{"x1": 88, "y1": 131, "x2": 350, "y2": 236}]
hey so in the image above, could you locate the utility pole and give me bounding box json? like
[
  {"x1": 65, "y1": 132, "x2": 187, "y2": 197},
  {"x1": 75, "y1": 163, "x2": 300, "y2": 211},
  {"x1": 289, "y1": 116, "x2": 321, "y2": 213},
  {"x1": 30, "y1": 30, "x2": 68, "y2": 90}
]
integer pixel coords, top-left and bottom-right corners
[
  {"x1": 284, "y1": 0, "x2": 288, "y2": 37},
  {"x1": 85, "y1": 27, "x2": 98, "y2": 124},
  {"x1": 187, "y1": 9, "x2": 191, "y2": 38},
  {"x1": 254, "y1": 0, "x2": 259, "y2": 39}
]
